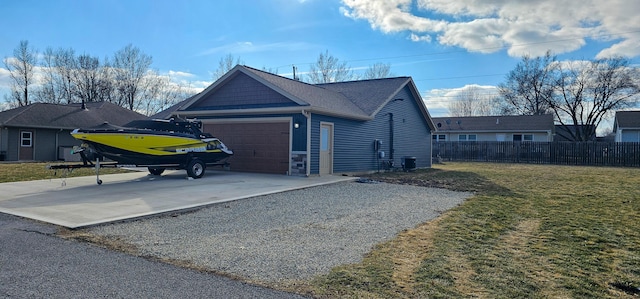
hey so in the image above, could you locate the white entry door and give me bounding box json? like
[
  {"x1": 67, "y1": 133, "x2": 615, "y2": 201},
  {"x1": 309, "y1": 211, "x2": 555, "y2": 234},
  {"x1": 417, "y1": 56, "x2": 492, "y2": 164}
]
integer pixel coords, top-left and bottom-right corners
[{"x1": 319, "y1": 122, "x2": 333, "y2": 175}]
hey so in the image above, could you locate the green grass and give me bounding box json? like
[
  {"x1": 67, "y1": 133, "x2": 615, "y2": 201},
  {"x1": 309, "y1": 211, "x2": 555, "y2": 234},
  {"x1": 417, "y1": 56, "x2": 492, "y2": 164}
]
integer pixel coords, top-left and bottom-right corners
[
  {"x1": 307, "y1": 163, "x2": 640, "y2": 298},
  {"x1": 0, "y1": 162, "x2": 132, "y2": 183},
  {"x1": 5, "y1": 161, "x2": 639, "y2": 298}
]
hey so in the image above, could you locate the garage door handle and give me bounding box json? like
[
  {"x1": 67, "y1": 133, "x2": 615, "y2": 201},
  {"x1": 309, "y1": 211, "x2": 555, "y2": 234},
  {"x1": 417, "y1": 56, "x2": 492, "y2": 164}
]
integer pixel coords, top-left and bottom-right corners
[{"x1": 253, "y1": 149, "x2": 256, "y2": 157}]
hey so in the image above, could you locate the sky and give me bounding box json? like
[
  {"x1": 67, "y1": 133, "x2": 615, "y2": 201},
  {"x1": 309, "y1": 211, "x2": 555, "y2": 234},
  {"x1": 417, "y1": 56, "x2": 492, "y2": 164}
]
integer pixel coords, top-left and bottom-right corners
[{"x1": 1, "y1": 0, "x2": 639, "y2": 125}]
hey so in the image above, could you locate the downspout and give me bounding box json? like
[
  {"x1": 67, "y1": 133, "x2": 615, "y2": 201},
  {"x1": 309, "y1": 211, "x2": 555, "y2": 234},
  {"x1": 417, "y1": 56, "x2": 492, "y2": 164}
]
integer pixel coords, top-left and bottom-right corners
[
  {"x1": 55, "y1": 129, "x2": 61, "y2": 161},
  {"x1": 303, "y1": 110, "x2": 311, "y2": 177},
  {"x1": 389, "y1": 113, "x2": 395, "y2": 160}
]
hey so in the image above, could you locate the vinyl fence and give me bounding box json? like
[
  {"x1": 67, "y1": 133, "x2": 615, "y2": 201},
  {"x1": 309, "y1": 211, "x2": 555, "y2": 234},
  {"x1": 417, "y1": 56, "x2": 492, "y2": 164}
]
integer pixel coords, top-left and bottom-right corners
[{"x1": 432, "y1": 141, "x2": 640, "y2": 167}]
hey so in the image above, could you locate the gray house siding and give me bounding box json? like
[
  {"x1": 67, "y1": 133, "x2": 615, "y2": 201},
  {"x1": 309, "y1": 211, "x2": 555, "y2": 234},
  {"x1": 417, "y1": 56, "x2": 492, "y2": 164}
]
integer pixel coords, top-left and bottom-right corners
[
  {"x1": 387, "y1": 87, "x2": 432, "y2": 169},
  {"x1": 291, "y1": 113, "x2": 308, "y2": 152},
  {"x1": 189, "y1": 72, "x2": 298, "y2": 110},
  {"x1": 0, "y1": 128, "x2": 8, "y2": 160},
  {"x1": 5, "y1": 128, "x2": 19, "y2": 160},
  {"x1": 309, "y1": 86, "x2": 432, "y2": 174},
  {"x1": 621, "y1": 129, "x2": 640, "y2": 142},
  {"x1": 2, "y1": 127, "x2": 81, "y2": 161}
]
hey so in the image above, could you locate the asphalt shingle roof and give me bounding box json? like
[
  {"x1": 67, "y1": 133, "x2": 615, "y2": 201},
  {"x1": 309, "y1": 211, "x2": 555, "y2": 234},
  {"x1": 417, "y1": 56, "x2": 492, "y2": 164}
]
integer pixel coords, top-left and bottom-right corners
[
  {"x1": 431, "y1": 114, "x2": 554, "y2": 132},
  {"x1": 173, "y1": 65, "x2": 419, "y2": 121},
  {"x1": 0, "y1": 102, "x2": 147, "y2": 129},
  {"x1": 615, "y1": 110, "x2": 640, "y2": 128},
  {"x1": 241, "y1": 66, "x2": 369, "y2": 117}
]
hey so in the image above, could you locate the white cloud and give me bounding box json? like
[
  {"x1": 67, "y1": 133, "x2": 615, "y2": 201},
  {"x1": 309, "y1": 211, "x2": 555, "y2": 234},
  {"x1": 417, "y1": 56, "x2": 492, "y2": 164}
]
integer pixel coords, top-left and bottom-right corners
[
  {"x1": 340, "y1": 0, "x2": 640, "y2": 57},
  {"x1": 166, "y1": 70, "x2": 195, "y2": 79},
  {"x1": 0, "y1": 67, "x2": 11, "y2": 89},
  {"x1": 409, "y1": 33, "x2": 431, "y2": 42}
]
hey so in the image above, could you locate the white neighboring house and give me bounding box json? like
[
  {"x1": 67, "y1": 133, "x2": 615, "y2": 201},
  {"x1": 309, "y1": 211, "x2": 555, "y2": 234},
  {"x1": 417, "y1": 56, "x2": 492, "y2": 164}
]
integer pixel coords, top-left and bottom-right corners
[
  {"x1": 431, "y1": 114, "x2": 555, "y2": 142},
  {"x1": 613, "y1": 110, "x2": 640, "y2": 142}
]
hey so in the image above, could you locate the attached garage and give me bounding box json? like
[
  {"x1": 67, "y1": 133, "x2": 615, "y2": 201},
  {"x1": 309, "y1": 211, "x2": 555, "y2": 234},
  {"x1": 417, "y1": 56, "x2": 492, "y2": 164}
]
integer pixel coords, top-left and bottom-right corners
[
  {"x1": 164, "y1": 65, "x2": 436, "y2": 176},
  {"x1": 203, "y1": 120, "x2": 290, "y2": 174}
]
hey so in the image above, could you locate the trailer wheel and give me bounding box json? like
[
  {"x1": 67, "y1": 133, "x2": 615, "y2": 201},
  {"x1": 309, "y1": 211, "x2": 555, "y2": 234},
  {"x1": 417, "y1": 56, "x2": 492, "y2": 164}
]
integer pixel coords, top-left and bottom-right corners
[
  {"x1": 186, "y1": 159, "x2": 205, "y2": 179},
  {"x1": 148, "y1": 167, "x2": 165, "y2": 176}
]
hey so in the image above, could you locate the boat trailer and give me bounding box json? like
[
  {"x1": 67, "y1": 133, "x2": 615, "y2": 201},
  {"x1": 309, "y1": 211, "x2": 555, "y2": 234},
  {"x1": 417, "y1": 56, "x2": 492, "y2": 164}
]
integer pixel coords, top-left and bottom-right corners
[{"x1": 47, "y1": 146, "x2": 229, "y2": 185}]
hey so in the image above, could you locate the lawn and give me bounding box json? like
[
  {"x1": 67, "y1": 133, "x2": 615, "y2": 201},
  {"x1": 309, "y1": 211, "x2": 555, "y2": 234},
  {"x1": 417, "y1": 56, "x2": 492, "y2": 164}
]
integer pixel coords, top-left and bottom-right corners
[
  {"x1": 0, "y1": 162, "x2": 131, "y2": 183},
  {"x1": 306, "y1": 163, "x2": 640, "y2": 298},
  {"x1": 3, "y1": 161, "x2": 638, "y2": 298}
]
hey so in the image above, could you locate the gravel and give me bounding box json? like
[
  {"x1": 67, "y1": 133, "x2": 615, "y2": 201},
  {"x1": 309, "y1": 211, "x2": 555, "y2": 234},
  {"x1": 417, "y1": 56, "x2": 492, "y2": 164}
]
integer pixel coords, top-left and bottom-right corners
[{"x1": 87, "y1": 181, "x2": 471, "y2": 284}]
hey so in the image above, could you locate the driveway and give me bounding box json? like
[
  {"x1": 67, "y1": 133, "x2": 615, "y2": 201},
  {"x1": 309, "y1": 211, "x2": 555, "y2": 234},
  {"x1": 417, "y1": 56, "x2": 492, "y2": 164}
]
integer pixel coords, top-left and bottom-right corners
[
  {"x1": 0, "y1": 212, "x2": 307, "y2": 298},
  {"x1": 0, "y1": 170, "x2": 354, "y2": 228}
]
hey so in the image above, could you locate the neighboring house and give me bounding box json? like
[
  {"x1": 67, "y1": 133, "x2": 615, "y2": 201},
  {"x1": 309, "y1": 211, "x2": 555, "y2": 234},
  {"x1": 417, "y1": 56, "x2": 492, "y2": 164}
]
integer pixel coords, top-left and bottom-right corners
[
  {"x1": 613, "y1": 110, "x2": 640, "y2": 142},
  {"x1": 431, "y1": 114, "x2": 555, "y2": 142},
  {"x1": 161, "y1": 65, "x2": 436, "y2": 175},
  {"x1": 554, "y1": 124, "x2": 597, "y2": 142},
  {"x1": 0, "y1": 102, "x2": 147, "y2": 161}
]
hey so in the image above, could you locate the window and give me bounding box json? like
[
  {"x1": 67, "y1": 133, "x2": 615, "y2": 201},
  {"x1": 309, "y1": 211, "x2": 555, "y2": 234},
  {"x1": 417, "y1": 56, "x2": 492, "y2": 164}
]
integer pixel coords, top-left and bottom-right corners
[
  {"x1": 513, "y1": 134, "x2": 533, "y2": 142},
  {"x1": 458, "y1": 134, "x2": 477, "y2": 141},
  {"x1": 321, "y1": 126, "x2": 329, "y2": 151},
  {"x1": 21, "y1": 131, "x2": 32, "y2": 147},
  {"x1": 432, "y1": 134, "x2": 446, "y2": 142}
]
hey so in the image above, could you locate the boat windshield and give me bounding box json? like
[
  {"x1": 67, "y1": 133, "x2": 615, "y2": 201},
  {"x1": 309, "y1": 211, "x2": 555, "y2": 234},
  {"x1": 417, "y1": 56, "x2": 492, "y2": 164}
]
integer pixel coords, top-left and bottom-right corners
[{"x1": 125, "y1": 119, "x2": 200, "y2": 135}]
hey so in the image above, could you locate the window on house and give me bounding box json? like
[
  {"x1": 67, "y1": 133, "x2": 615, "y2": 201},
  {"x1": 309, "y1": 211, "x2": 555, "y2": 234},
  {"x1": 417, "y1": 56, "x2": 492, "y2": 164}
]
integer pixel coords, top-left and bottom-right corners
[
  {"x1": 21, "y1": 131, "x2": 32, "y2": 147},
  {"x1": 432, "y1": 134, "x2": 446, "y2": 142},
  {"x1": 513, "y1": 134, "x2": 533, "y2": 142},
  {"x1": 458, "y1": 134, "x2": 477, "y2": 141}
]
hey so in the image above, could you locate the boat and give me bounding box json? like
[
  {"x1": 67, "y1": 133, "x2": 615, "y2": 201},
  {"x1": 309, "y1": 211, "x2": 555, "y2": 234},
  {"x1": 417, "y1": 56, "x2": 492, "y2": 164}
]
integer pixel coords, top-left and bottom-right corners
[{"x1": 70, "y1": 118, "x2": 233, "y2": 179}]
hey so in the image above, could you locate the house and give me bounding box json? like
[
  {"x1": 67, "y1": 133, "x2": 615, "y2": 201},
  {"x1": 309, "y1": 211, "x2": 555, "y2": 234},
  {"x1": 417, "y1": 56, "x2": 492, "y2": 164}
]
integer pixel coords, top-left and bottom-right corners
[
  {"x1": 0, "y1": 101, "x2": 147, "y2": 161},
  {"x1": 431, "y1": 114, "x2": 555, "y2": 142},
  {"x1": 162, "y1": 65, "x2": 436, "y2": 175},
  {"x1": 613, "y1": 110, "x2": 640, "y2": 142}
]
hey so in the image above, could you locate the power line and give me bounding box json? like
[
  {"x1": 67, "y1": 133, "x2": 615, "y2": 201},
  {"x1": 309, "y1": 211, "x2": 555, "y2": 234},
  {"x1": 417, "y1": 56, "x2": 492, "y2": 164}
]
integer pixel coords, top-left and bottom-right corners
[
  {"x1": 414, "y1": 73, "x2": 506, "y2": 81},
  {"x1": 272, "y1": 29, "x2": 640, "y2": 78}
]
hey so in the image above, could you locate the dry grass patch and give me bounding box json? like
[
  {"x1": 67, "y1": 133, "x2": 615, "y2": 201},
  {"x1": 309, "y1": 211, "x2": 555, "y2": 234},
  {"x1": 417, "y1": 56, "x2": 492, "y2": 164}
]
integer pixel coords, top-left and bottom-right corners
[{"x1": 311, "y1": 163, "x2": 640, "y2": 298}]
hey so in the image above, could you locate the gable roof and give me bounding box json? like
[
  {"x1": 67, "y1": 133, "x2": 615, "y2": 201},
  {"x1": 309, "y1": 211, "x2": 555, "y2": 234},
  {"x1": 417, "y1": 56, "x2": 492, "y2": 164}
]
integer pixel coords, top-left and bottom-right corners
[
  {"x1": 0, "y1": 102, "x2": 147, "y2": 130},
  {"x1": 172, "y1": 65, "x2": 435, "y2": 129},
  {"x1": 150, "y1": 95, "x2": 196, "y2": 120},
  {"x1": 614, "y1": 110, "x2": 640, "y2": 129},
  {"x1": 432, "y1": 114, "x2": 554, "y2": 132}
]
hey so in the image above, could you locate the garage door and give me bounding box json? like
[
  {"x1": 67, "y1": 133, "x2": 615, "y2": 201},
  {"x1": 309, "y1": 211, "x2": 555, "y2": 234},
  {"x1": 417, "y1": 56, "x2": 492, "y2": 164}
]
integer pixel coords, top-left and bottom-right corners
[{"x1": 203, "y1": 122, "x2": 290, "y2": 174}]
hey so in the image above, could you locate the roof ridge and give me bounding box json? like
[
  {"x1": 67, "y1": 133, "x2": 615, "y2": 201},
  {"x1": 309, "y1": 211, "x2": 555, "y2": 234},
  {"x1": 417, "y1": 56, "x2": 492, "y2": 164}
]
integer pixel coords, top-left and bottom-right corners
[{"x1": 3, "y1": 103, "x2": 38, "y2": 125}]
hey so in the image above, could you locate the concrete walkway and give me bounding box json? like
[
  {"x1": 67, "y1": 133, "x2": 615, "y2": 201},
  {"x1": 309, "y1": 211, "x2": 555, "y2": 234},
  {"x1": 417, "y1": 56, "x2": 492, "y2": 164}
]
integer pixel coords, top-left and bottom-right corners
[{"x1": 0, "y1": 170, "x2": 355, "y2": 228}]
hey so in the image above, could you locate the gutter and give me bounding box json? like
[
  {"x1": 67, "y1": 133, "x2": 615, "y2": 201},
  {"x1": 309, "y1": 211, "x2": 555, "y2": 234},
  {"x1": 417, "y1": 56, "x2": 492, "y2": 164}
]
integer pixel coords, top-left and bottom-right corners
[{"x1": 174, "y1": 106, "x2": 372, "y2": 121}]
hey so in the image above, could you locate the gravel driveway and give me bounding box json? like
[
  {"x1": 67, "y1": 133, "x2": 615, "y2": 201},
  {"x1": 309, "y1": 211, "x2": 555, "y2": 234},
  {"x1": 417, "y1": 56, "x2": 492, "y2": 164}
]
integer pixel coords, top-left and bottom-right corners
[{"x1": 87, "y1": 181, "x2": 471, "y2": 285}]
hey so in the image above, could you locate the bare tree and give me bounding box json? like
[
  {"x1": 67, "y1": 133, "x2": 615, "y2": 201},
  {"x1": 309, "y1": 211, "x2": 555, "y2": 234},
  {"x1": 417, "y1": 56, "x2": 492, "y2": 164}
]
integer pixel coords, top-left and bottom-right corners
[
  {"x1": 112, "y1": 44, "x2": 153, "y2": 110},
  {"x1": 3, "y1": 40, "x2": 37, "y2": 107},
  {"x1": 140, "y1": 72, "x2": 194, "y2": 116},
  {"x1": 448, "y1": 86, "x2": 501, "y2": 116},
  {"x1": 212, "y1": 54, "x2": 243, "y2": 81},
  {"x1": 54, "y1": 48, "x2": 78, "y2": 104},
  {"x1": 498, "y1": 51, "x2": 556, "y2": 115},
  {"x1": 307, "y1": 50, "x2": 355, "y2": 83},
  {"x1": 73, "y1": 54, "x2": 103, "y2": 103},
  {"x1": 362, "y1": 62, "x2": 393, "y2": 79},
  {"x1": 35, "y1": 47, "x2": 60, "y2": 104},
  {"x1": 551, "y1": 57, "x2": 639, "y2": 141}
]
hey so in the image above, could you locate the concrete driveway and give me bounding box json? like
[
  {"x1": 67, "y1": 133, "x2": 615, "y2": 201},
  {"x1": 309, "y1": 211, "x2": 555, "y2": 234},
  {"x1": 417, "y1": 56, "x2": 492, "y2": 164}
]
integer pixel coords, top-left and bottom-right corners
[{"x1": 0, "y1": 170, "x2": 354, "y2": 228}]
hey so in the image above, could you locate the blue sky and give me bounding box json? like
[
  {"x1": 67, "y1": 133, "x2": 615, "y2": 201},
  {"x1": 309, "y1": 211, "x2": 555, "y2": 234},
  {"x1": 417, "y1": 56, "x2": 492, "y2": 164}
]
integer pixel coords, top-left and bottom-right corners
[{"x1": 1, "y1": 0, "x2": 639, "y2": 118}]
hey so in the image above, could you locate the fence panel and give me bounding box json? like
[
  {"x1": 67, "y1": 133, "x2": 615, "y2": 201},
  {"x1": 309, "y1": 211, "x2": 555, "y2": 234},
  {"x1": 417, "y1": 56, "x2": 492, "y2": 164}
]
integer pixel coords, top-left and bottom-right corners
[{"x1": 433, "y1": 141, "x2": 640, "y2": 167}]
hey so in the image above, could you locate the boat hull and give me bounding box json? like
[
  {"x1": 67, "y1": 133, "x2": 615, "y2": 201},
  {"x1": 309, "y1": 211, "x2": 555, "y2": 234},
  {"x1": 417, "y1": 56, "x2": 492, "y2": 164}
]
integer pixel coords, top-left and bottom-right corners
[{"x1": 71, "y1": 131, "x2": 233, "y2": 167}]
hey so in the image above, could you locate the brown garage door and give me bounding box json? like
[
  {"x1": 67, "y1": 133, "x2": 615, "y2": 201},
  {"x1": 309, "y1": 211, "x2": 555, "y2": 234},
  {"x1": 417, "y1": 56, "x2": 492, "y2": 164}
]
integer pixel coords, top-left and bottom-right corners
[{"x1": 203, "y1": 122, "x2": 290, "y2": 174}]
